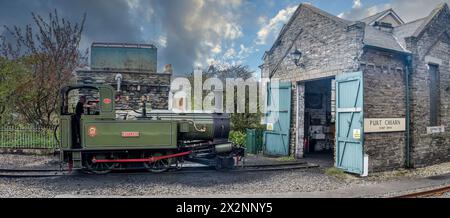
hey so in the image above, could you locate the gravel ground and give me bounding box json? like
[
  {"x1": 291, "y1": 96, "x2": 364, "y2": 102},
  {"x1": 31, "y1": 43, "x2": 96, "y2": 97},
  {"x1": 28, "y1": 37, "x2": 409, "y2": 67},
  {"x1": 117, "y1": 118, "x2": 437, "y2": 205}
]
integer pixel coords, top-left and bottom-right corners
[
  {"x1": 442, "y1": 191, "x2": 450, "y2": 198},
  {"x1": 0, "y1": 168, "x2": 379, "y2": 198},
  {"x1": 0, "y1": 154, "x2": 61, "y2": 170},
  {"x1": 0, "y1": 153, "x2": 375, "y2": 198},
  {"x1": 366, "y1": 162, "x2": 450, "y2": 182},
  {"x1": 0, "y1": 154, "x2": 449, "y2": 198}
]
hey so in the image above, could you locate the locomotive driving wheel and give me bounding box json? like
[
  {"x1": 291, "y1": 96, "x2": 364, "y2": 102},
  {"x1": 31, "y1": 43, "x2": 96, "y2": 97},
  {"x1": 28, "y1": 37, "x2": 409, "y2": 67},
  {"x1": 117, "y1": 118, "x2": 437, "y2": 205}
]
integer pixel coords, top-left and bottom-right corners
[
  {"x1": 143, "y1": 152, "x2": 173, "y2": 173},
  {"x1": 85, "y1": 155, "x2": 117, "y2": 175}
]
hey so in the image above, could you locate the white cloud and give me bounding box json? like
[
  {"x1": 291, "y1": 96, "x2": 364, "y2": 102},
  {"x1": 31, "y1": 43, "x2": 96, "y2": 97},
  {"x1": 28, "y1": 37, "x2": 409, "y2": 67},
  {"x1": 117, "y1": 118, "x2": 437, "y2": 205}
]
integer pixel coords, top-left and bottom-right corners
[
  {"x1": 211, "y1": 44, "x2": 222, "y2": 54},
  {"x1": 257, "y1": 16, "x2": 268, "y2": 25},
  {"x1": 126, "y1": 0, "x2": 140, "y2": 10},
  {"x1": 256, "y1": 5, "x2": 298, "y2": 45},
  {"x1": 339, "y1": 1, "x2": 390, "y2": 21},
  {"x1": 238, "y1": 44, "x2": 256, "y2": 59},
  {"x1": 223, "y1": 48, "x2": 237, "y2": 59},
  {"x1": 217, "y1": 0, "x2": 242, "y2": 8},
  {"x1": 158, "y1": 36, "x2": 167, "y2": 48},
  {"x1": 215, "y1": 22, "x2": 243, "y2": 40},
  {"x1": 353, "y1": 0, "x2": 362, "y2": 9},
  {"x1": 152, "y1": 0, "x2": 246, "y2": 71},
  {"x1": 205, "y1": 42, "x2": 259, "y2": 70}
]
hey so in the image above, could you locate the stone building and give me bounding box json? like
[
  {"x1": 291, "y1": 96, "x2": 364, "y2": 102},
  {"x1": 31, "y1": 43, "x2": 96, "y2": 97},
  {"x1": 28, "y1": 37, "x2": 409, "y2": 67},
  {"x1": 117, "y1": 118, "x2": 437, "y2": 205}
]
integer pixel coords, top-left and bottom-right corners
[
  {"x1": 261, "y1": 3, "x2": 450, "y2": 173},
  {"x1": 76, "y1": 43, "x2": 172, "y2": 110}
]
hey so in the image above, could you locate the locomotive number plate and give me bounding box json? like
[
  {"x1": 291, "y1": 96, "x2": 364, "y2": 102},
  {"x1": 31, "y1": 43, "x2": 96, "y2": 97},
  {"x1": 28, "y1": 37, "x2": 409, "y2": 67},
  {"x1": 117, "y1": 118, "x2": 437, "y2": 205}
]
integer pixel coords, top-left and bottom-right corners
[{"x1": 121, "y1": 132, "x2": 140, "y2": 138}]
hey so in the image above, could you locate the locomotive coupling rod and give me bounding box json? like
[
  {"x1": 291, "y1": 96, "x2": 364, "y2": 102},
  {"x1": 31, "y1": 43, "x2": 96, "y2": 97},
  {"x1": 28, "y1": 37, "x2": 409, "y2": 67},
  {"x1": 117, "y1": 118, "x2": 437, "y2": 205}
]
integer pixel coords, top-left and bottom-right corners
[{"x1": 92, "y1": 151, "x2": 192, "y2": 164}]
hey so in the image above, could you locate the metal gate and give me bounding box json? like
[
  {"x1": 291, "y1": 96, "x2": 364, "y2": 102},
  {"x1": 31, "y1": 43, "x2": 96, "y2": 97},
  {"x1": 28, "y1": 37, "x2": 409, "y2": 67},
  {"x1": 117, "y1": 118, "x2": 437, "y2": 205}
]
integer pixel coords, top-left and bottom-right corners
[
  {"x1": 264, "y1": 82, "x2": 291, "y2": 156},
  {"x1": 335, "y1": 72, "x2": 364, "y2": 175}
]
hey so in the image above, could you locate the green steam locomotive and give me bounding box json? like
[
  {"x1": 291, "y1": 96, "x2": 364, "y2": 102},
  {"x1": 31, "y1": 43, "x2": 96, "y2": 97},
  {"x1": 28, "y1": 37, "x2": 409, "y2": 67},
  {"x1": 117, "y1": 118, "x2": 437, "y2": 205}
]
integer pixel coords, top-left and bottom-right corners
[{"x1": 58, "y1": 84, "x2": 244, "y2": 174}]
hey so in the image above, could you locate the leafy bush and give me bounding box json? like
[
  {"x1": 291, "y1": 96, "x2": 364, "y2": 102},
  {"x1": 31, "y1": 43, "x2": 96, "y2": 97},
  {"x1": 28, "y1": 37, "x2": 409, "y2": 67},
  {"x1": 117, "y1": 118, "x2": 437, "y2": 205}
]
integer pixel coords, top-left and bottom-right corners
[{"x1": 229, "y1": 131, "x2": 246, "y2": 147}]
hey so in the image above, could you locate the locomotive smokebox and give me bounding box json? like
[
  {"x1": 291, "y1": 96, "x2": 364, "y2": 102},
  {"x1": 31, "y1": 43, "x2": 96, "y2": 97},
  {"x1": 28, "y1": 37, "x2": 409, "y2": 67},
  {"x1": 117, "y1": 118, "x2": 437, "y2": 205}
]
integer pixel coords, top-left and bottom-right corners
[{"x1": 215, "y1": 143, "x2": 233, "y2": 153}]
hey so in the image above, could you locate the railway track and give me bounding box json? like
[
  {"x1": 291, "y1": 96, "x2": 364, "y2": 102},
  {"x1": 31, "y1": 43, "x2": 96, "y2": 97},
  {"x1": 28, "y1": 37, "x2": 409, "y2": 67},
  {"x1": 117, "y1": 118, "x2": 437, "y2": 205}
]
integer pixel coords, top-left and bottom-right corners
[
  {"x1": 393, "y1": 185, "x2": 450, "y2": 198},
  {"x1": 0, "y1": 168, "x2": 68, "y2": 178},
  {"x1": 0, "y1": 162, "x2": 318, "y2": 178}
]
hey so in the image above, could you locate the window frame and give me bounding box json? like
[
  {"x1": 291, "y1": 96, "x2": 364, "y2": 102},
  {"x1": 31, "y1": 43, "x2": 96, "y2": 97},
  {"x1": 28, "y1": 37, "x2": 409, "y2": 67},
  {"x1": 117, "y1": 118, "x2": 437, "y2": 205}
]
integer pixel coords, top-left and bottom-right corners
[{"x1": 428, "y1": 63, "x2": 440, "y2": 127}]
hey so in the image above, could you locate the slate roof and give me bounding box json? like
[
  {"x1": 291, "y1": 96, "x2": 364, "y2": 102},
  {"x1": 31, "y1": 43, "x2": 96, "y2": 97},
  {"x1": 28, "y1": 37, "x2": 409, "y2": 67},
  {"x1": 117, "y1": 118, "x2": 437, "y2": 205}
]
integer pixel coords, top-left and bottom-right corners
[
  {"x1": 360, "y1": 3, "x2": 449, "y2": 53},
  {"x1": 360, "y1": 9, "x2": 393, "y2": 24},
  {"x1": 358, "y1": 8, "x2": 409, "y2": 53},
  {"x1": 265, "y1": 3, "x2": 448, "y2": 58},
  {"x1": 412, "y1": 3, "x2": 448, "y2": 37},
  {"x1": 363, "y1": 25, "x2": 408, "y2": 53},
  {"x1": 393, "y1": 18, "x2": 427, "y2": 49}
]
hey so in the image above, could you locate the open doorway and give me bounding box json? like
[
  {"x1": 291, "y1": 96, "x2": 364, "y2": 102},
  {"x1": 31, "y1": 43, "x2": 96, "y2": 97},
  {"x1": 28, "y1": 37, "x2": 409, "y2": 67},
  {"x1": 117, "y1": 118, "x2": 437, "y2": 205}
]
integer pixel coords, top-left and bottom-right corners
[{"x1": 303, "y1": 78, "x2": 335, "y2": 162}]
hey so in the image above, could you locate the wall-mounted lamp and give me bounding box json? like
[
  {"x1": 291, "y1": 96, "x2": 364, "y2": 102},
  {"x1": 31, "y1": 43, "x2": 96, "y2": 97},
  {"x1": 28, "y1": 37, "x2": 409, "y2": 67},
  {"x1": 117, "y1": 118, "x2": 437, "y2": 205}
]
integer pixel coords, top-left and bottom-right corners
[{"x1": 291, "y1": 49, "x2": 304, "y2": 67}]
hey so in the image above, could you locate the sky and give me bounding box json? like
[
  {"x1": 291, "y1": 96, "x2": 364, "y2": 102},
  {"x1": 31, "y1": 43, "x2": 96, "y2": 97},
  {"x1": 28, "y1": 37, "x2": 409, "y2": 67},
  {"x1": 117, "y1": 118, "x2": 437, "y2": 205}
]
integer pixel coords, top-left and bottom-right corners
[{"x1": 0, "y1": 0, "x2": 448, "y2": 76}]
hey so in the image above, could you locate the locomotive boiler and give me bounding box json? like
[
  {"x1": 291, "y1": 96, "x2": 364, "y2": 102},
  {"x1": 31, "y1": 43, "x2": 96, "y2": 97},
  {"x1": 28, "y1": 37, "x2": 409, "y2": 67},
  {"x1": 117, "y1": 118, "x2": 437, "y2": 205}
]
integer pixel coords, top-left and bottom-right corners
[{"x1": 58, "y1": 84, "x2": 244, "y2": 174}]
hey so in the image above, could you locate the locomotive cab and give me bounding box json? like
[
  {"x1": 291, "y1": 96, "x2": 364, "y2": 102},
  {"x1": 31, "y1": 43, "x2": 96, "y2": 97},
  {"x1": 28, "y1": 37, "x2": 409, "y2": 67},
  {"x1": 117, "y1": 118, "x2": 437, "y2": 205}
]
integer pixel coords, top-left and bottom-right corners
[{"x1": 59, "y1": 85, "x2": 116, "y2": 149}]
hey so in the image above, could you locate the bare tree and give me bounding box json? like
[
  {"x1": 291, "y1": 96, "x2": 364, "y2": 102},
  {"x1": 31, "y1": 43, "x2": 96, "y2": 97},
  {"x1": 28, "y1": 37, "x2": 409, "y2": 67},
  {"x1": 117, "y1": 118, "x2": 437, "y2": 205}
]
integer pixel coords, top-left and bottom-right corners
[
  {"x1": 1, "y1": 10, "x2": 87, "y2": 127},
  {"x1": 185, "y1": 65, "x2": 263, "y2": 132}
]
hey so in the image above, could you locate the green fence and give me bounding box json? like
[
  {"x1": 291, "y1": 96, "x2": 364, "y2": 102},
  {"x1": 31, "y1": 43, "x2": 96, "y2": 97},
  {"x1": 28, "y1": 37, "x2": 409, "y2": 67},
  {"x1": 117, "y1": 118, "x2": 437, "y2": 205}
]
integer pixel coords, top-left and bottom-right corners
[
  {"x1": 0, "y1": 125, "x2": 59, "y2": 149},
  {"x1": 246, "y1": 129, "x2": 264, "y2": 154}
]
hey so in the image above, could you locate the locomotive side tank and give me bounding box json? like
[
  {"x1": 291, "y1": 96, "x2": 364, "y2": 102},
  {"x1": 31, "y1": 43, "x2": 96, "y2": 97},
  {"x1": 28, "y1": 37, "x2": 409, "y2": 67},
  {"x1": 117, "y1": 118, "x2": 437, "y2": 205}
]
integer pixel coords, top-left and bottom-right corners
[
  {"x1": 146, "y1": 113, "x2": 230, "y2": 142},
  {"x1": 81, "y1": 120, "x2": 178, "y2": 149}
]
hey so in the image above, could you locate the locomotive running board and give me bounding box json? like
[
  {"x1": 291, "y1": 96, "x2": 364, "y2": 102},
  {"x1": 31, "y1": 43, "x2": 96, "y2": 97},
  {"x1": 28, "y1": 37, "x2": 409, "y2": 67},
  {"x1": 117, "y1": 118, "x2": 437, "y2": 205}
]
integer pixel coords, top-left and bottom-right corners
[{"x1": 92, "y1": 151, "x2": 192, "y2": 164}]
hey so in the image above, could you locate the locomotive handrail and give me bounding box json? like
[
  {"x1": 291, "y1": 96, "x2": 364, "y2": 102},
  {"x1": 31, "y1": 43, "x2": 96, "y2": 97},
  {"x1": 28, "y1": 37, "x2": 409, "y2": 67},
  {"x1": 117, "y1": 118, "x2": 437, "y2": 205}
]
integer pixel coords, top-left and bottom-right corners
[
  {"x1": 181, "y1": 119, "x2": 207, "y2": 132},
  {"x1": 53, "y1": 124, "x2": 60, "y2": 147}
]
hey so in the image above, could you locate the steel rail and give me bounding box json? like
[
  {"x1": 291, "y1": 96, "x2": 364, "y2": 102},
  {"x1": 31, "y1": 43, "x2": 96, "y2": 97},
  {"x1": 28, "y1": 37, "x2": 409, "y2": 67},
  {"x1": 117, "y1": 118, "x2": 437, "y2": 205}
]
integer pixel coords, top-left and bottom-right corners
[
  {"x1": 393, "y1": 185, "x2": 450, "y2": 198},
  {"x1": 0, "y1": 169, "x2": 68, "y2": 178}
]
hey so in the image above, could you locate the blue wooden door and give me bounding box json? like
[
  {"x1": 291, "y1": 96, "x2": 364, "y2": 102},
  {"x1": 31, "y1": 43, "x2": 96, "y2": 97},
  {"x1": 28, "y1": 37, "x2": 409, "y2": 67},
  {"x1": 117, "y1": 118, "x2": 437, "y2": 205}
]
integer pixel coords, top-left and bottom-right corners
[
  {"x1": 264, "y1": 82, "x2": 291, "y2": 156},
  {"x1": 335, "y1": 72, "x2": 364, "y2": 175}
]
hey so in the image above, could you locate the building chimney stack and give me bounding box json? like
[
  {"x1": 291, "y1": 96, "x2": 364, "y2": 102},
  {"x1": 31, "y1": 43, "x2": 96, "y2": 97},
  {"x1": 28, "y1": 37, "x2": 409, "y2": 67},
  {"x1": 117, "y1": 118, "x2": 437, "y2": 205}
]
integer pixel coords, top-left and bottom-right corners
[{"x1": 164, "y1": 64, "x2": 173, "y2": 74}]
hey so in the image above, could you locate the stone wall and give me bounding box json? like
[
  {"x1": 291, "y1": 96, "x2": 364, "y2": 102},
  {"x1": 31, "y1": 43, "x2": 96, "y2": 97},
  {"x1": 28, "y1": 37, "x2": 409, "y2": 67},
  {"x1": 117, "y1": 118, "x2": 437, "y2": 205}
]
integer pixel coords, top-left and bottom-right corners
[
  {"x1": 261, "y1": 5, "x2": 364, "y2": 157},
  {"x1": 76, "y1": 70, "x2": 171, "y2": 110},
  {"x1": 405, "y1": 8, "x2": 450, "y2": 167},
  {"x1": 261, "y1": 4, "x2": 450, "y2": 172},
  {"x1": 360, "y1": 48, "x2": 407, "y2": 172}
]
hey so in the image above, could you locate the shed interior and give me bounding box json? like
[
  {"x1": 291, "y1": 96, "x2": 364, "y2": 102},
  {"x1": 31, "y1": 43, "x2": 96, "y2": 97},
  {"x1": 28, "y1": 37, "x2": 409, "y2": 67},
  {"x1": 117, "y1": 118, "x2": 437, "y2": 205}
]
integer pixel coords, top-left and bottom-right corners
[{"x1": 303, "y1": 78, "x2": 335, "y2": 159}]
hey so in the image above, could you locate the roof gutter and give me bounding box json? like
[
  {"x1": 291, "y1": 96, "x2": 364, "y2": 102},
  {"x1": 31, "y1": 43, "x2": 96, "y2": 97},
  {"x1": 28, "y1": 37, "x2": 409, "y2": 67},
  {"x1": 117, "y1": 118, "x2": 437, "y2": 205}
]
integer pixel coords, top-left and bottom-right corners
[{"x1": 363, "y1": 44, "x2": 411, "y2": 55}]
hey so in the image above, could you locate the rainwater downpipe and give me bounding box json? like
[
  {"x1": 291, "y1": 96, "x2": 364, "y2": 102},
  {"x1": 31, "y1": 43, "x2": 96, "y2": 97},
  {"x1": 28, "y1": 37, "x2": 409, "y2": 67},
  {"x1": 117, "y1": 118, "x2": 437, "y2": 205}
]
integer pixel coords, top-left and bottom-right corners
[{"x1": 405, "y1": 55, "x2": 412, "y2": 168}]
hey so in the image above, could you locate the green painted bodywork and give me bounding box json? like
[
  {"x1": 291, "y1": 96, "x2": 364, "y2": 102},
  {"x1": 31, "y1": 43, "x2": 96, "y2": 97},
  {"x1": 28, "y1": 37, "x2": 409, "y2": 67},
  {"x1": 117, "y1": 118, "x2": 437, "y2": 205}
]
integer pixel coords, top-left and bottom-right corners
[
  {"x1": 81, "y1": 117, "x2": 177, "y2": 149},
  {"x1": 60, "y1": 115, "x2": 72, "y2": 149},
  {"x1": 97, "y1": 86, "x2": 115, "y2": 119}
]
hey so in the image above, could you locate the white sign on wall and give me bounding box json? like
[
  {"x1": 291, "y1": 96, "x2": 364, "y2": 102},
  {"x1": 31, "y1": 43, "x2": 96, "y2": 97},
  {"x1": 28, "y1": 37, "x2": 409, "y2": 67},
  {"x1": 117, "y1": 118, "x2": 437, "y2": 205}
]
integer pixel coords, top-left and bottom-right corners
[
  {"x1": 267, "y1": 123, "x2": 274, "y2": 131},
  {"x1": 364, "y1": 118, "x2": 406, "y2": 133},
  {"x1": 427, "y1": 126, "x2": 445, "y2": 134}
]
